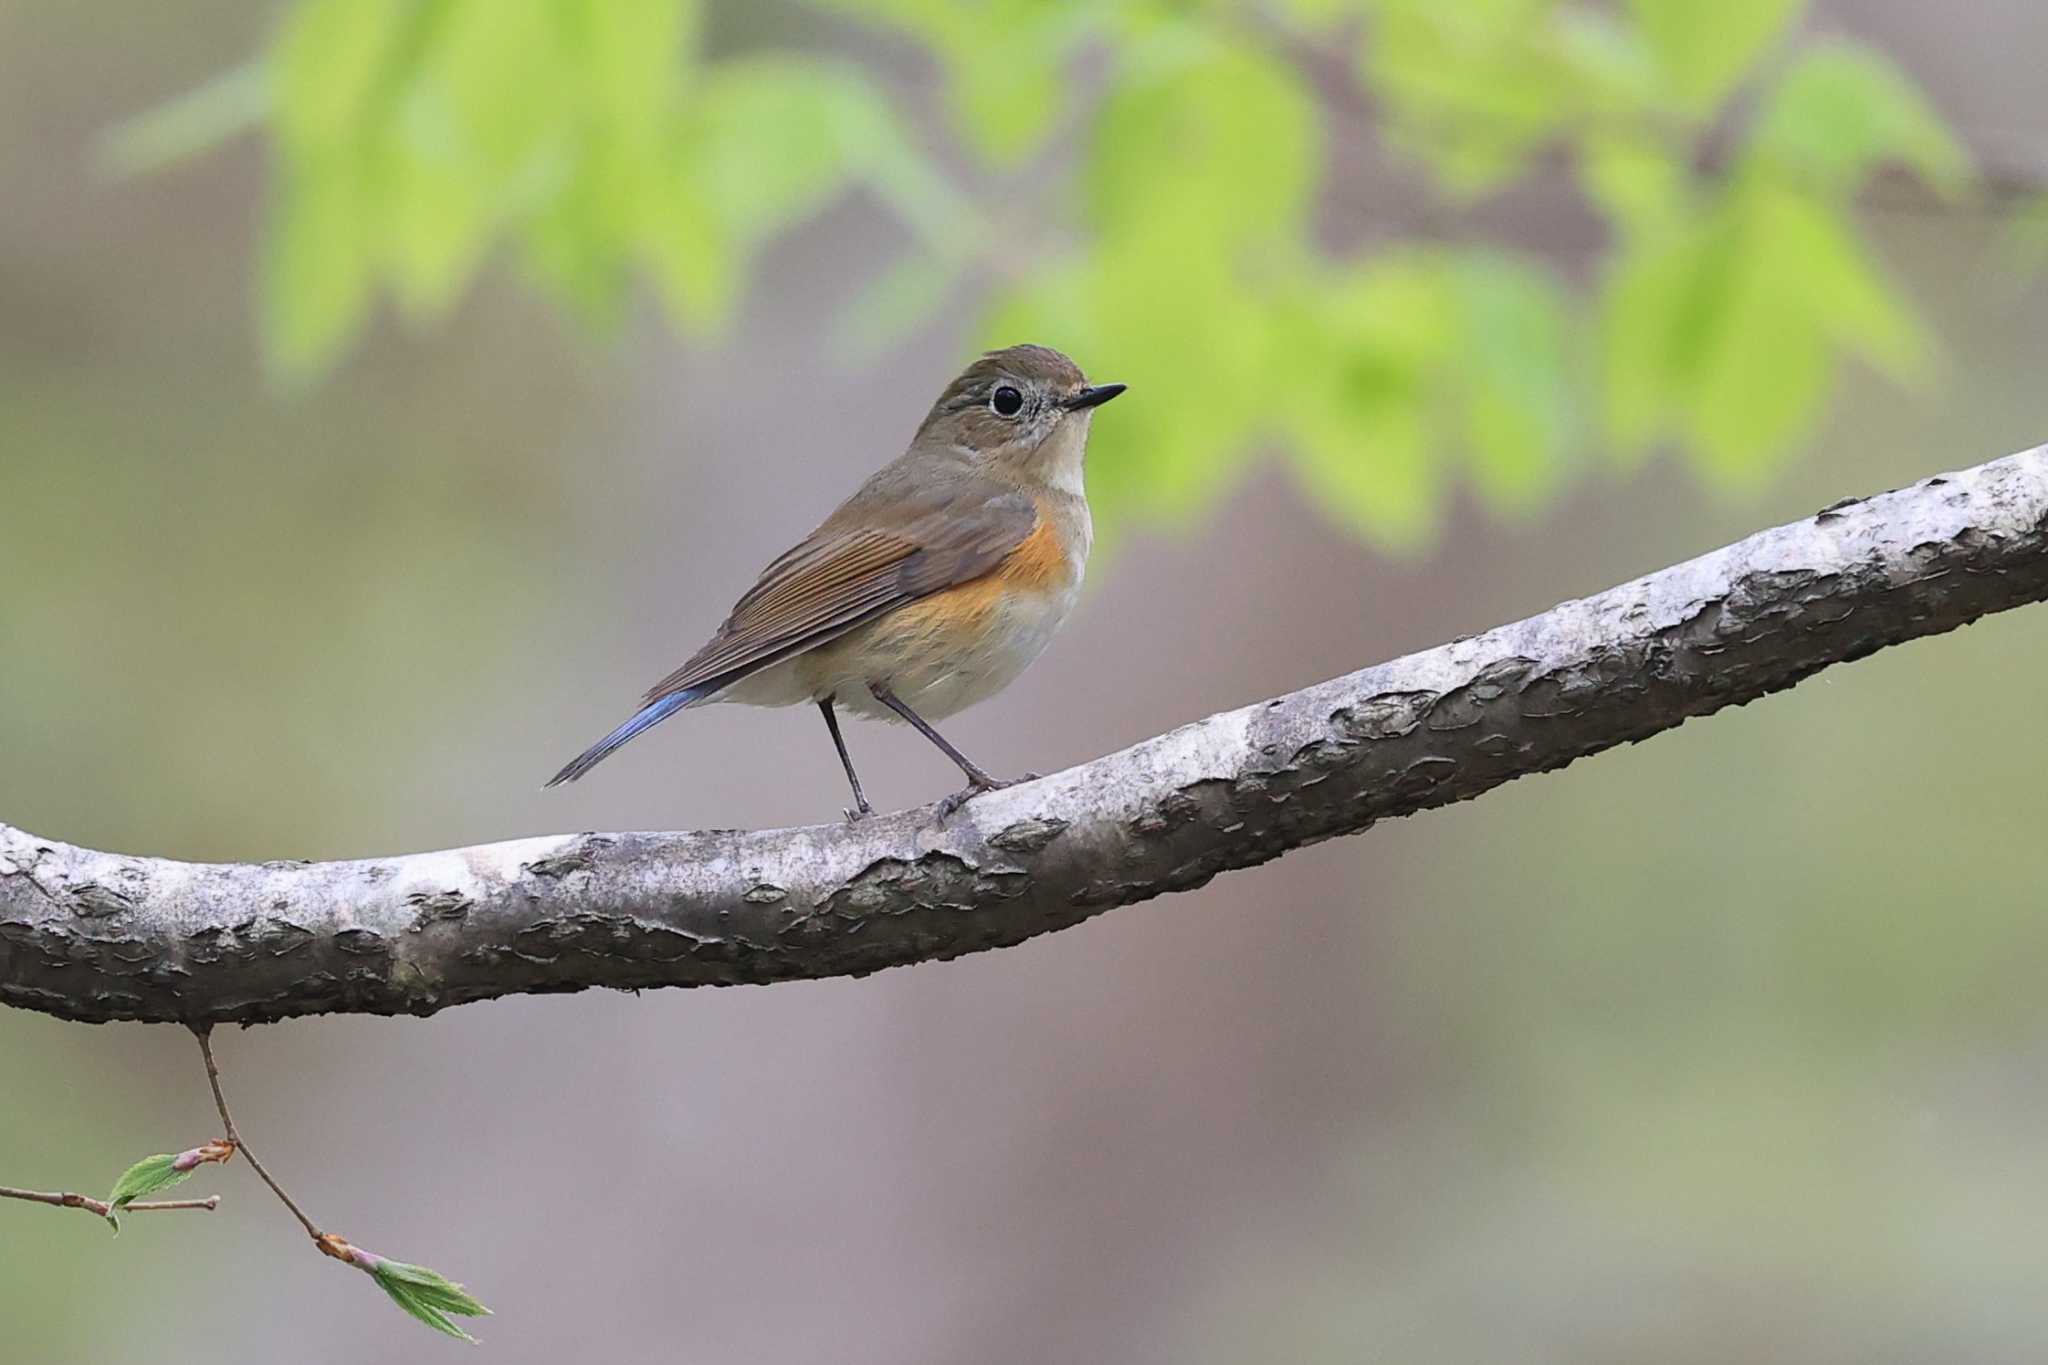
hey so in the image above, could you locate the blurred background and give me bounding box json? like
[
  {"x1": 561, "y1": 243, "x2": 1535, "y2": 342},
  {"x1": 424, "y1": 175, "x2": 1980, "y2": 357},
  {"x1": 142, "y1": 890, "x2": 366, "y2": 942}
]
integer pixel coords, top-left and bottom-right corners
[{"x1": 5, "y1": 0, "x2": 2048, "y2": 1360}]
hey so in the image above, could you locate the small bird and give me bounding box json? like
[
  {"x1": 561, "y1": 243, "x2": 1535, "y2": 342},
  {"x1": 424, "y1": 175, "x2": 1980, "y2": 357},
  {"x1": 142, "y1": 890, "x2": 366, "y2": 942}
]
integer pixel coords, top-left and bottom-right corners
[{"x1": 547, "y1": 344, "x2": 1124, "y2": 819}]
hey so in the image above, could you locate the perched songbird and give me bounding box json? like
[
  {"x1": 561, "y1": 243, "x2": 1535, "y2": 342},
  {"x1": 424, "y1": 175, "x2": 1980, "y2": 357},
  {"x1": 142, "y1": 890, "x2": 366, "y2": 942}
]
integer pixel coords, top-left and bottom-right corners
[{"x1": 547, "y1": 344, "x2": 1124, "y2": 818}]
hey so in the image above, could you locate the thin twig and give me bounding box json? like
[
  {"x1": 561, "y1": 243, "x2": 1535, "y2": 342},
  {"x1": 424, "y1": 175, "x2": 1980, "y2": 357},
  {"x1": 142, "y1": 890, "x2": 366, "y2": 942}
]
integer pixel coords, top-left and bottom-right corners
[
  {"x1": 194, "y1": 1026, "x2": 321, "y2": 1241},
  {"x1": 0, "y1": 1186, "x2": 221, "y2": 1218}
]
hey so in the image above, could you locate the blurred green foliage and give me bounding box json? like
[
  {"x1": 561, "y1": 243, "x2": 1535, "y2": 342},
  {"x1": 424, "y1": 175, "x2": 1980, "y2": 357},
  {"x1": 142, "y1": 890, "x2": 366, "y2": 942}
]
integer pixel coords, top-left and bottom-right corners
[{"x1": 113, "y1": 0, "x2": 1973, "y2": 545}]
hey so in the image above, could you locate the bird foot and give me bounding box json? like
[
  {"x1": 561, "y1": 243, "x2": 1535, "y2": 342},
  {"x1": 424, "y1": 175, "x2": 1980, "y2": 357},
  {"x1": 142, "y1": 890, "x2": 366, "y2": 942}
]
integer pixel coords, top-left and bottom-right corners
[
  {"x1": 842, "y1": 802, "x2": 874, "y2": 824},
  {"x1": 932, "y1": 772, "x2": 1036, "y2": 823}
]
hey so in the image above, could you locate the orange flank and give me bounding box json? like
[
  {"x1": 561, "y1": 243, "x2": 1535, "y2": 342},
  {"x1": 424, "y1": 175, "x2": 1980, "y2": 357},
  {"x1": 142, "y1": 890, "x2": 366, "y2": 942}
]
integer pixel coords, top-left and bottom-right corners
[
  {"x1": 888, "y1": 576, "x2": 1007, "y2": 643},
  {"x1": 994, "y1": 513, "x2": 1073, "y2": 591},
  {"x1": 876, "y1": 509, "x2": 1073, "y2": 649}
]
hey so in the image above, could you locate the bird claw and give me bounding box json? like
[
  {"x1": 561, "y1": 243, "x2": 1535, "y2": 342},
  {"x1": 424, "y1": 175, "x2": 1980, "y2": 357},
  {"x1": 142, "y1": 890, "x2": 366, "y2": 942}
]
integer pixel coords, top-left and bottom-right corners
[
  {"x1": 843, "y1": 803, "x2": 874, "y2": 824},
  {"x1": 932, "y1": 772, "x2": 1036, "y2": 823}
]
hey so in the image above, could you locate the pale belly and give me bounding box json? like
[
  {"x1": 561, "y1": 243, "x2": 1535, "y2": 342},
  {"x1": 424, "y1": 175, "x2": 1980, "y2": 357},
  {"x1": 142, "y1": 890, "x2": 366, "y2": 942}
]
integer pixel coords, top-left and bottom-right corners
[{"x1": 720, "y1": 578, "x2": 1082, "y2": 721}]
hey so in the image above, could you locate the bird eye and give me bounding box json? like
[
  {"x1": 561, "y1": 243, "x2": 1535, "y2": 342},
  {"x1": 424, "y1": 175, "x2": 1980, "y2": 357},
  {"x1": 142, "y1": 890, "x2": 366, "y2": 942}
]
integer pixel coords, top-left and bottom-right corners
[{"x1": 990, "y1": 385, "x2": 1024, "y2": 417}]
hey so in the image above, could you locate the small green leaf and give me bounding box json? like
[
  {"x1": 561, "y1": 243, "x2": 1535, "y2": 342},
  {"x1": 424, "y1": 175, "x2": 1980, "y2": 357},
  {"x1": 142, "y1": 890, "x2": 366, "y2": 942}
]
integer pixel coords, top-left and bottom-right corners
[
  {"x1": 522, "y1": 170, "x2": 630, "y2": 333},
  {"x1": 321, "y1": 1232, "x2": 491, "y2": 1343},
  {"x1": 693, "y1": 59, "x2": 872, "y2": 241},
  {"x1": 367, "y1": 1256, "x2": 493, "y2": 1343},
  {"x1": 1598, "y1": 227, "x2": 1699, "y2": 461},
  {"x1": 378, "y1": 100, "x2": 492, "y2": 322},
  {"x1": 1627, "y1": 0, "x2": 1803, "y2": 113},
  {"x1": 272, "y1": 0, "x2": 409, "y2": 152},
  {"x1": 1598, "y1": 180, "x2": 1926, "y2": 482},
  {"x1": 1291, "y1": 382, "x2": 1441, "y2": 552},
  {"x1": 1280, "y1": 257, "x2": 1460, "y2": 550},
  {"x1": 1273, "y1": 0, "x2": 1356, "y2": 30},
  {"x1": 107, "y1": 1155, "x2": 189, "y2": 1209},
  {"x1": 1746, "y1": 39, "x2": 1970, "y2": 198},
  {"x1": 106, "y1": 1140, "x2": 233, "y2": 1229},
  {"x1": 262, "y1": 160, "x2": 375, "y2": 381},
  {"x1": 430, "y1": 0, "x2": 572, "y2": 181},
  {"x1": 637, "y1": 156, "x2": 734, "y2": 330},
  {"x1": 1450, "y1": 253, "x2": 1574, "y2": 513},
  {"x1": 1365, "y1": 0, "x2": 1571, "y2": 194},
  {"x1": 1687, "y1": 274, "x2": 1827, "y2": 486},
  {"x1": 942, "y1": 28, "x2": 1067, "y2": 166},
  {"x1": 1765, "y1": 191, "x2": 1927, "y2": 380},
  {"x1": 817, "y1": 0, "x2": 1090, "y2": 164},
  {"x1": 1550, "y1": 8, "x2": 1662, "y2": 111},
  {"x1": 1090, "y1": 47, "x2": 1318, "y2": 247},
  {"x1": 1578, "y1": 134, "x2": 1686, "y2": 235},
  {"x1": 580, "y1": 0, "x2": 697, "y2": 137},
  {"x1": 1679, "y1": 189, "x2": 1832, "y2": 482}
]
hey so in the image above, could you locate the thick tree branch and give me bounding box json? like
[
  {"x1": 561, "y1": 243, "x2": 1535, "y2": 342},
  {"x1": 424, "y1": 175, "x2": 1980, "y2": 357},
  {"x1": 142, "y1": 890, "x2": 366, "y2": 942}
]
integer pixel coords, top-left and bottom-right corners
[{"x1": 4, "y1": 447, "x2": 2046, "y2": 1028}]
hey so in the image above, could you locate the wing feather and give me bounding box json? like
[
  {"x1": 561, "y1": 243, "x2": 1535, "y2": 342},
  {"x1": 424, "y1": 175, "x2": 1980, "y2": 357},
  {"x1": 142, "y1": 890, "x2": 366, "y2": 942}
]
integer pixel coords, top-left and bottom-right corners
[{"x1": 641, "y1": 480, "x2": 1037, "y2": 704}]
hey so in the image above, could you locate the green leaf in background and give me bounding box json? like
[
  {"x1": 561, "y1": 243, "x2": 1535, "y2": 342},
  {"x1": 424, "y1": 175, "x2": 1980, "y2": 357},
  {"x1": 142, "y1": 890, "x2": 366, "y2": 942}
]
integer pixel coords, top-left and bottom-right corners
[
  {"x1": 1272, "y1": 0, "x2": 1355, "y2": 28},
  {"x1": 1746, "y1": 38, "x2": 1971, "y2": 199},
  {"x1": 813, "y1": 0, "x2": 1095, "y2": 165},
  {"x1": 1577, "y1": 133, "x2": 1687, "y2": 235},
  {"x1": 1682, "y1": 194, "x2": 1833, "y2": 484},
  {"x1": 523, "y1": 161, "x2": 633, "y2": 332},
  {"x1": 271, "y1": 0, "x2": 410, "y2": 153},
  {"x1": 1450, "y1": 253, "x2": 1574, "y2": 513},
  {"x1": 1598, "y1": 224, "x2": 1695, "y2": 463},
  {"x1": 263, "y1": 161, "x2": 375, "y2": 381},
  {"x1": 1549, "y1": 6, "x2": 1664, "y2": 112},
  {"x1": 368, "y1": 55, "x2": 501, "y2": 324},
  {"x1": 119, "y1": 0, "x2": 1982, "y2": 549},
  {"x1": 1088, "y1": 45, "x2": 1318, "y2": 248},
  {"x1": 1601, "y1": 181, "x2": 1928, "y2": 484},
  {"x1": 1281, "y1": 257, "x2": 1457, "y2": 550},
  {"x1": 692, "y1": 60, "x2": 870, "y2": 242},
  {"x1": 1289, "y1": 370, "x2": 1440, "y2": 552},
  {"x1": 933, "y1": 3, "x2": 1082, "y2": 166},
  {"x1": 1364, "y1": 0, "x2": 1573, "y2": 193},
  {"x1": 1768, "y1": 188, "x2": 1926, "y2": 381},
  {"x1": 1627, "y1": 0, "x2": 1803, "y2": 114},
  {"x1": 639, "y1": 157, "x2": 734, "y2": 328},
  {"x1": 579, "y1": 0, "x2": 696, "y2": 139},
  {"x1": 426, "y1": 0, "x2": 576, "y2": 184}
]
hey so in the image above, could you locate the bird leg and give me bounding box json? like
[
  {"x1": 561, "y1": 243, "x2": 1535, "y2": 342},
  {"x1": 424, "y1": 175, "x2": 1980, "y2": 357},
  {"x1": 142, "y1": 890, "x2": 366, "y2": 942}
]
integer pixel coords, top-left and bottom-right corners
[
  {"x1": 866, "y1": 682, "x2": 1019, "y2": 819},
  {"x1": 817, "y1": 697, "x2": 873, "y2": 821}
]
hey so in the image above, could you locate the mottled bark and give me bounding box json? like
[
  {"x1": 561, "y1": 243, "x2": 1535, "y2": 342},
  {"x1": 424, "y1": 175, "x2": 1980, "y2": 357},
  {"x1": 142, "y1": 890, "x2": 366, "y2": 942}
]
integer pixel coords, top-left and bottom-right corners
[{"x1": 5, "y1": 447, "x2": 2046, "y2": 1027}]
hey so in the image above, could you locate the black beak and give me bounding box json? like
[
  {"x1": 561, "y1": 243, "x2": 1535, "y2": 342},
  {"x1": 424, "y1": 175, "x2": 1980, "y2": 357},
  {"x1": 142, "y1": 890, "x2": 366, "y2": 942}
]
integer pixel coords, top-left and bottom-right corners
[{"x1": 1063, "y1": 383, "x2": 1126, "y2": 411}]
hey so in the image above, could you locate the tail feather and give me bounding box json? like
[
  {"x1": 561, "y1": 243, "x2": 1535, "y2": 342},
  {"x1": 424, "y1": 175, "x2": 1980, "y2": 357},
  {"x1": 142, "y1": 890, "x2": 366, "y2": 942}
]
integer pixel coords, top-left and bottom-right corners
[{"x1": 545, "y1": 688, "x2": 705, "y2": 787}]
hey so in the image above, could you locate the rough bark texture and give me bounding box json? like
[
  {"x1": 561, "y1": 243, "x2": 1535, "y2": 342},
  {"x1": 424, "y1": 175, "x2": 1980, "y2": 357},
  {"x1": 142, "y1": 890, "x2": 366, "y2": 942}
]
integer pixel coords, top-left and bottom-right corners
[{"x1": 6, "y1": 447, "x2": 2046, "y2": 1027}]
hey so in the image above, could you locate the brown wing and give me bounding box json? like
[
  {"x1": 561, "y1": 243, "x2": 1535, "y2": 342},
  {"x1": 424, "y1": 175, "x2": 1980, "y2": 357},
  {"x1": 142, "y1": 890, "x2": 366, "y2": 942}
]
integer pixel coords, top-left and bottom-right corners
[{"x1": 641, "y1": 480, "x2": 1038, "y2": 704}]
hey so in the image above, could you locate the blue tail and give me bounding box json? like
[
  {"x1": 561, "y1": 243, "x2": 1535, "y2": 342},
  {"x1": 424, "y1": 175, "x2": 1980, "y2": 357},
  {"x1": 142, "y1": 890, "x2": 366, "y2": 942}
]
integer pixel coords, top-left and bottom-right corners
[{"x1": 545, "y1": 687, "x2": 706, "y2": 787}]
